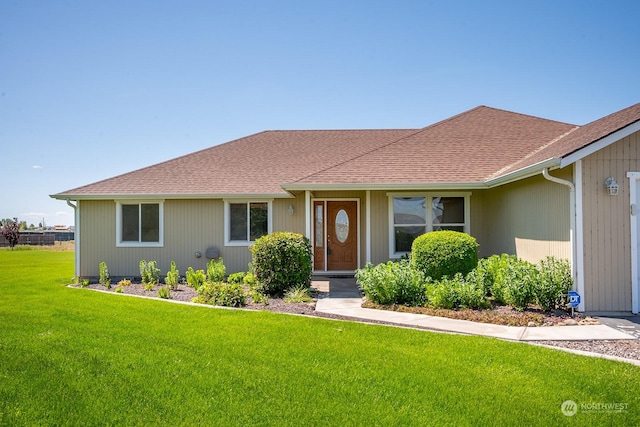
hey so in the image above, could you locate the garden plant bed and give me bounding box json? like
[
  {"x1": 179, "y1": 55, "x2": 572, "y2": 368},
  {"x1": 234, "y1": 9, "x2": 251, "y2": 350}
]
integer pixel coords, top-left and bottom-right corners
[
  {"x1": 77, "y1": 281, "x2": 640, "y2": 362},
  {"x1": 361, "y1": 300, "x2": 595, "y2": 327}
]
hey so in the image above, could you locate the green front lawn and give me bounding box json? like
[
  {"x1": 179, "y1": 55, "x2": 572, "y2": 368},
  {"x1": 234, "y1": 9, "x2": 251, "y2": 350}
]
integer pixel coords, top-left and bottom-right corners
[{"x1": 1, "y1": 249, "x2": 638, "y2": 425}]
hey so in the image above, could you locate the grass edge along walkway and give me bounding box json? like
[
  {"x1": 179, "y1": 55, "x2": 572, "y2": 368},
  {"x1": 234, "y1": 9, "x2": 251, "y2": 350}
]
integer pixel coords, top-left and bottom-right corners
[{"x1": 0, "y1": 249, "x2": 638, "y2": 426}]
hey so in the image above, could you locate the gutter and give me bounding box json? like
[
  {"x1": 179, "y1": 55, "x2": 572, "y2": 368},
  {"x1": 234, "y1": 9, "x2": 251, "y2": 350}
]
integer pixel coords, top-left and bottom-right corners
[{"x1": 542, "y1": 168, "x2": 583, "y2": 311}]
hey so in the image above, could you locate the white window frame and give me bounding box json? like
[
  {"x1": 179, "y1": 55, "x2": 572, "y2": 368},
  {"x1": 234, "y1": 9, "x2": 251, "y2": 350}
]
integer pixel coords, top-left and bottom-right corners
[
  {"x1": 224, "y1": 199, "x2": 273, "y2": 246},
  {"x1": 115, "y1": 200, "x2": 164, "y2": 247},
  {"x1": 387, "y1": 192, "x2": 471, "y2": 258}
]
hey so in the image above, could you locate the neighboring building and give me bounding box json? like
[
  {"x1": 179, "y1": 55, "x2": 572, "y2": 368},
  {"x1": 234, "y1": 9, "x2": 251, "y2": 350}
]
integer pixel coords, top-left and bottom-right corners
[{"x1": 51, "y1": 103, "x2": 640, "y2": 314}]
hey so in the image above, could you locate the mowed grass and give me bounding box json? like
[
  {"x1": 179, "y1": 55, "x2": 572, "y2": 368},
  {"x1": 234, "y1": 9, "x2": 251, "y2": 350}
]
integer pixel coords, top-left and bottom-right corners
[{"x1": 1, "y1": 250, "x2": 639, "y2": 426}]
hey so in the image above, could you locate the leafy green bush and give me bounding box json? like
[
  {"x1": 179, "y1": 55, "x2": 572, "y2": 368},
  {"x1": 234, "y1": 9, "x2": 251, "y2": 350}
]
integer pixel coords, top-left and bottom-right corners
[
  {"x1": 425, "y1": 279, "x2": 457, "y2": 309},
  {"x1": 355, "y1": 260, "x2": 425, "y2": 306},
  {"x1": 227, "y1": 271, "x2": 246, "y2": 284},
  {"x1": 410, "y1": 231, "x2": 478, "y2": 281},
  {"x1": 502, "y1": 258, "x2": 537, "y2": 311},
  {"x1": 193, "y1": 282, "x2": 246, "y2": 307},
  {"x1": 250, "y1": 289, "x2": 268, "y2": 305},
  {"x1": 186, "y1": 267, "x2": 206, "y2": 289},
  {"x1": 165, "y1": 261, "x2": 180, "y2": 290},
  {"x1": 283, "y1": 285, "x2": 313, "y2": 303},
  {"x1": 99, "y1": 261, "x2": 111, "y2": 288},
  {"x1": 425, "y1": 273, "x2": 489, "y2": 309},
  {"x1": 114, "y1": 286, "x2": 124, "y2": 293},
  {"x1": 535, "y1": 256, "x2": 573, "y2": 311},
  {"x1": 157, "y1": 286, "x2": 172, "y2": 299},
  {"x1": 207, "y1": 258, "x2": 226, "y2": 282},
  {"x1": 139, "y1": 260, "x2": 160, "y2": 286},
  {"x1": 250, "y1": 232, "x2": 312, "y2": 296},
  {"x1": 479, "y1": 254, "x2": 518, "y2": 303},
  {"x1": 243, "y1": 272, "x2": 257, "y2": 286}
]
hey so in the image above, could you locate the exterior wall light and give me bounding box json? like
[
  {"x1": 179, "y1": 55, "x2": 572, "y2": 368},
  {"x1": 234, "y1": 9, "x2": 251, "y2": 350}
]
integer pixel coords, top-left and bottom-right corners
[
  {"x1": 288, "y1": 204, "x2": 295, "y2": 216},
  {"x1": 605, "y1": 177, "x2": 619, "y2": 196}
]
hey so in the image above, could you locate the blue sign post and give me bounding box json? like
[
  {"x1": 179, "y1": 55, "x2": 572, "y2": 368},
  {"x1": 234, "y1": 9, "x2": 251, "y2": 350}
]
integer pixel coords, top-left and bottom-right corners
[{"x1": 568, "y1": 291, "x2": 581, "y2": 316}]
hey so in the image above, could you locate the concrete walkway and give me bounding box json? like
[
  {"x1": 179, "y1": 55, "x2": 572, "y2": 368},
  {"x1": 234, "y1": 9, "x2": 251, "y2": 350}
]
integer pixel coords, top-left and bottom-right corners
[{"x1": 312, "y1": 277, "x2": 637, "y2": 341}]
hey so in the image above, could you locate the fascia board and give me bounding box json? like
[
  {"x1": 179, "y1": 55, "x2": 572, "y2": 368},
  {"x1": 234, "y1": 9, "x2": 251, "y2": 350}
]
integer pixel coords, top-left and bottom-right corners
[
  {"x1": 560, "y1": 120, "x2": 640, "y2": 168},
  {"x1": 49, "y1": 193, "x2": 294, "y2": 200},
  {"x1": 281, "y1": 182, "x2": 487, "y2": 191},
  {"x1": 485, "y1": 158, "x2": 561, "y2": 188}
]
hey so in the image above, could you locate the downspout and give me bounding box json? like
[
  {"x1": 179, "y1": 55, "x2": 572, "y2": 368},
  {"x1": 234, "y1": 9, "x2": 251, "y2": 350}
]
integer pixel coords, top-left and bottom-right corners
[
  {"x1": 542, "y1": 168, "x2": 581, "y2": 309},
  {"x1": 66, "y1": 199, "x2": 80, "y2": 280}
]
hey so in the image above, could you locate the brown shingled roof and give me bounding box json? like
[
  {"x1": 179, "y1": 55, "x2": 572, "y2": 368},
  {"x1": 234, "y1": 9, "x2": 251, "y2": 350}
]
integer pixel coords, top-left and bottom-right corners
[
  {"x1": 52, "y1": 103, "x2": 640, "y2": 199},
  {"x1": 495, "y1": 102, "x2": 640, "y2": 177},
  {"x1": 52, "y1": 129, "x2": 418, "y2": 198},
  {"x1": 289, "y1": 106, "x2": 576, "y2": 186}
]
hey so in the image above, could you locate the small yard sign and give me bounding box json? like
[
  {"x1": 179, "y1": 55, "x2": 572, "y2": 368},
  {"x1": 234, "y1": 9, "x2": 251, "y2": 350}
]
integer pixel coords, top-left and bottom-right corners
[{"x1": 568, "y1": 291, "x2": 581, "y2": 308}]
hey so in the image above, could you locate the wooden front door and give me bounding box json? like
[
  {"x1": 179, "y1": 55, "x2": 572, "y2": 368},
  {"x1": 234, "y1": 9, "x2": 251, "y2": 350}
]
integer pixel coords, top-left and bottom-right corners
[{"x1": 326, "y1": 201, "x2": 357, "y2": 270}]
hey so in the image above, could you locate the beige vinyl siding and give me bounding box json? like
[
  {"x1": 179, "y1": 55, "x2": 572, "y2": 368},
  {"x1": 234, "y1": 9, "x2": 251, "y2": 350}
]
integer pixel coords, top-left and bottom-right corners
[
  {"x1": 369, "y1": 191, "x2": 391, "y2": 264},
  {"x1": 79, "y1": 197, "x2": 306, "y2": 278},
  {"x1": 581, "y1": 130, "x2": 640, "y2": 312},
  {"x1": 479, "y1": 170, "x2": 572, "y2": 263}
]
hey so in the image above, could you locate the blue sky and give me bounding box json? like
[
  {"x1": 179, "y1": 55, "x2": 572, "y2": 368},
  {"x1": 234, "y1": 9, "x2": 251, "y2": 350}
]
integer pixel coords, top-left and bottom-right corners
[{"x1": 1, "y1": 0, "x2": 639, "y2": 226}]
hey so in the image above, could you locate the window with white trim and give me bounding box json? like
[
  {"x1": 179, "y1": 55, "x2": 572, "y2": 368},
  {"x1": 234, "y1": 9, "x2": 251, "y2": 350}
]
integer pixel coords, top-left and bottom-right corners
[
  {"x1": 116, "y1": 201, "x2": 164, "y2": 247},
  {"x1": 388, "y1": 193, "x2": 470, "y2": 257},
  {"x1": 225, "y1": 201, "x2": 272, "y2": 245}
]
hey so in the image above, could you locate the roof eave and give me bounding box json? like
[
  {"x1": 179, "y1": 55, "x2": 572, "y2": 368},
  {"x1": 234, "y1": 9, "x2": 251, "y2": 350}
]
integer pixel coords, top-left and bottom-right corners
[
  {"x1": 485, "y1": 158, "x2": 562, "y2": 188},
  {"x1": 559, "y1": 119, "x2": 640, "y2": 168},
  {"x1": 50, "y1": 192, "x2": 294, "y2": 201},
  {"x1": 281, "y1": 182, "x2": 488, "y2": 192}
]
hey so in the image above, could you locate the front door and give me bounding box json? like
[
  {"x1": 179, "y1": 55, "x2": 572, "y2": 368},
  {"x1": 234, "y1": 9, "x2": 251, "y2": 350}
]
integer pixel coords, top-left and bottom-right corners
[{"x1": 313, "y1": 200, "x2": 358, "y2": 271}]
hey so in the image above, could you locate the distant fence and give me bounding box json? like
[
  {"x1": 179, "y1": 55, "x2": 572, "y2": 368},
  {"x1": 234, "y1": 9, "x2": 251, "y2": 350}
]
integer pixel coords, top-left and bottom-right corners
[{"x1": 0, "y1": 231, "x2": 74, "y2": 247}]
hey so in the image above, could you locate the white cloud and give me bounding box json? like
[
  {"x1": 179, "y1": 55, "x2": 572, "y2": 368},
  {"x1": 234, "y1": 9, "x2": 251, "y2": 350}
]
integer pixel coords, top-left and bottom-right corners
[
  {"x1": 56, "y1": 211, "x2": 72, "y2": 216},
  {"x1": 32, "y1": 165, "x2": 43, "y2": 169}
]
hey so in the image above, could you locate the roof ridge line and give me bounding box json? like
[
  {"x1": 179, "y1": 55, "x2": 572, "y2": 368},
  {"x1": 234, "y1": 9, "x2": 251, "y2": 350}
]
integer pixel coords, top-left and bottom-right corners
[{"x1": 290, "y1": 106, "x2": 491, "y2": 183}]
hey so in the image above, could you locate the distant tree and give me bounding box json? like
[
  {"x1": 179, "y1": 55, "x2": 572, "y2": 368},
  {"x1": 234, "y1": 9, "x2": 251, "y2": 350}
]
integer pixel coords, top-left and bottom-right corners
[
  {"x1": 1, "y1": 217, "x2": 20, "y2": 249},
  {"x1": 18, "y1": 221, "x2": 27, "y2": 231},
  {"x1": 28, "y1": 224, "x2": 36, "y2": 230}
]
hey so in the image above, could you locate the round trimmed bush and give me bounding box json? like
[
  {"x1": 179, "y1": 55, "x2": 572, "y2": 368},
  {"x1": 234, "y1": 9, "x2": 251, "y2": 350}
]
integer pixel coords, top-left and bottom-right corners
[
  {"x1": 410, "y1": 230, "x2": 478, "y2": 280},
  {"x1": 250, "y1": 232, "x2": 312, "y2": 296}
]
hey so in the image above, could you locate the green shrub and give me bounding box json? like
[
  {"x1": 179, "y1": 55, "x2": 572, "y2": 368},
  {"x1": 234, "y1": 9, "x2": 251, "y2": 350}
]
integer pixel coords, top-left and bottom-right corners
[
  {"x1": 355, "y1": 260, "x2": 425, "y2": 306},
  {"x1": 464, "y1": 264, "x2": 492, "y2": 298},
  {"x1": 243, "y1": 272, "x2": 257, "y2": 286},
  {"x1": 81, "y1": 278, "x2": 90, "y2": 287},
  {"x1": 207, "y1": 258, "x2": 226, "y2": 282},
  {"x1": 535, "y1": 256, "x2": 573, "y2": 311},
  {"x1": 425, "y1": 273, "x2": 489, "y2": 310},
  {"x1": 186, "y1": 267, "x2": 206, "y2": 289},
  {"x1": 227, "y1": 271, "x2": 246, "y2": 284},
  {"x1": 250, "y1": 232, "x2": 312, "y2": 296},
  {"x1": 157, "y1": 286, "x2": 172, "y2": 299},
  {"x1": 410, "y1": 231, "x2": 478, "y2": 281},
  {"x1": 193, "y1": 282, "x2": 246, "y2": 307},
  {"x1": 139, "y1": 260, "x2": 160, "y2": 286},
  {"x1": 164, "y1": 261, "x2": 180, "y2": 290},
  {"x1": 250, "y1": 289, "x2": 269, "y2": 305},
  {"x1": 502, "y1": 258, "x2": 537, "y2": 311},
  {"x1": 480, "y1": 254, "x2": 518, "y2": 304},
  {"x1": 283, "y1": 285, "x2": 313, "y2": 303},
  {"x1": 114, "y1": 286, "x2": 124, "y2": 293},
  {"x1": 99, "y1": 261, "x2": 110, "y2": 288},
  {"x1": 425, "y1": 279, "x2": 457, "y2": 309}
]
